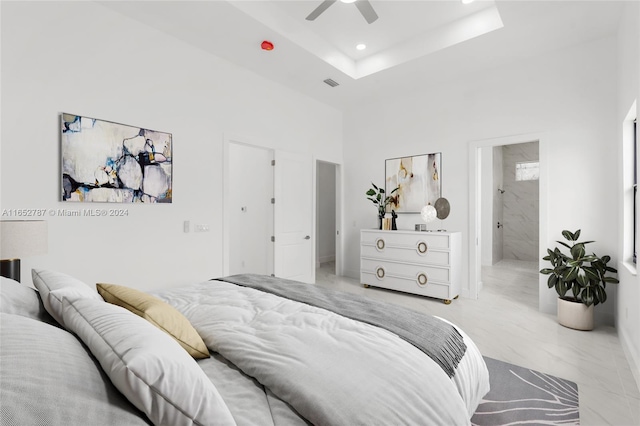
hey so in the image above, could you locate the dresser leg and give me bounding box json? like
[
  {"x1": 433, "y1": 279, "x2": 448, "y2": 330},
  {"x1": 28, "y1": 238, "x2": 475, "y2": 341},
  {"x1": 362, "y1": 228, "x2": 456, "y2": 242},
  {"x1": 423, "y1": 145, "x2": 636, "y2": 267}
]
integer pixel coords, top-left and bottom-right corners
[
  {"x1": 443, "y1": 299, "x2": 452, "y2": 305},
  {"x1": 363, "y1": 284, "x2": 370, "y2": 288},
  {"x1": 454, "y1": 295, "x2": 459, "y2": 300}
]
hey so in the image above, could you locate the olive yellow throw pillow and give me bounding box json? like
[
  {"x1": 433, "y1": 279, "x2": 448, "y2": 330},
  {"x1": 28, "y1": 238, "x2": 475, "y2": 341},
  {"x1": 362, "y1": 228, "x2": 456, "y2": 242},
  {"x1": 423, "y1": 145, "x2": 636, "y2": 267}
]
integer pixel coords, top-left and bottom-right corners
[{"x1": 96, "y1": 283, "x2": 209, "y2": 359}]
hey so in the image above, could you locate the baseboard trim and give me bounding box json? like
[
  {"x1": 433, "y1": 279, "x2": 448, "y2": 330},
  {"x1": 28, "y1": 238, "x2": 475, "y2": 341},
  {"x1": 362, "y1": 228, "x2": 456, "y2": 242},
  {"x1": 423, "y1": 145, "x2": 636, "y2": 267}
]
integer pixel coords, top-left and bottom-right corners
[
  {"x1": 318, "y1": 255, "x2": 335, "y2": 264},
  {"x1": 344, "y1": 268, "x2": 360, "y2": 280},
  {"x1": 619, "y1": 326, "x2": 640, "y2": 394}
]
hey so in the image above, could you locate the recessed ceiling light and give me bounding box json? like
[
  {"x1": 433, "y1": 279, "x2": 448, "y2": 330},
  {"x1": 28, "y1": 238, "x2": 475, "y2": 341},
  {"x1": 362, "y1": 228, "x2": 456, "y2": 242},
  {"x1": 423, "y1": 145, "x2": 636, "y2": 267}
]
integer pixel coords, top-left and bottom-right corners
[
  {"x1": 341, "y1": 0, "x2": 357, "y2": 4},
  {"x1": 356, "y1": 43, "x2": 366, "y2": 51},
  {"x1": 461, "y1": 0, "x2": 475, "y2": 4}
]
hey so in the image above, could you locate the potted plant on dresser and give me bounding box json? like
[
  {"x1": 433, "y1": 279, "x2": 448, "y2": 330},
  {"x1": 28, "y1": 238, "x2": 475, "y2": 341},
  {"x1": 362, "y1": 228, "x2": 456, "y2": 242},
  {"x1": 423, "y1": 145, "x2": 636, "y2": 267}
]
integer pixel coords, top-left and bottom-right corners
[
  {"x1": 366, "y1": 183, "x2": 398, "y2": 230},
  {"x1": 540, "y1": 229, "x2": 619, "y2": 330}
]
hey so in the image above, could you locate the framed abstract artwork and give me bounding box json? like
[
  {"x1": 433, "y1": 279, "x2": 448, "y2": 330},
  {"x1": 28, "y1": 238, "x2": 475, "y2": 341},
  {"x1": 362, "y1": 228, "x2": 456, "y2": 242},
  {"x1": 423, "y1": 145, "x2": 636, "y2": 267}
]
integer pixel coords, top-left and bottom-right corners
[
  {"x1": 385, "y1": 152, "x2": 441, "y2": 213},
  {"x1": 61, "y1": 113, "x2": 172, "y2": 203}
]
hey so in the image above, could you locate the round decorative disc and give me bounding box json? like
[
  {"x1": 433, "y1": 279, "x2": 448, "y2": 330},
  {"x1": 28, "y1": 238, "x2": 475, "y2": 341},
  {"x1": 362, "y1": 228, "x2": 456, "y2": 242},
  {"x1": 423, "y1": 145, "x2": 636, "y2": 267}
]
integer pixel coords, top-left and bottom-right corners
[{"x1": 434, "y1": 198, "x2": 450, "y2": 220}]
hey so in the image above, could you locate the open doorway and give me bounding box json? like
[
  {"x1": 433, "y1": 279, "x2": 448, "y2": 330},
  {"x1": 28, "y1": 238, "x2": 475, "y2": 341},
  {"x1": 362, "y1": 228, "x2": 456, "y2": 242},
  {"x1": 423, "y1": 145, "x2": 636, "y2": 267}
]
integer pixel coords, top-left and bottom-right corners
[
  {"x1": 468, "y1": 132, "x2": 548, "y2": 308},
  {"x1": 480, "y1": 141, "x2": 540, "y2": 308},
  {"x1": 316, "y1": 160, "x2": 339, "y2": 280}
]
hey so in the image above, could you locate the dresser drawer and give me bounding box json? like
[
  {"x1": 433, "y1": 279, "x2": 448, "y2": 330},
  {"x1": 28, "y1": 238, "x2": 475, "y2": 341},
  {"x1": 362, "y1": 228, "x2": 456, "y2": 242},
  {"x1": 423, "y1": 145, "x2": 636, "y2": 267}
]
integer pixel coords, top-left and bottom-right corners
[
  {"x1": 361, "y1": 243, "x2": 450, "y2": 266},
  {"x1": 361, "y1": 231, "x2": 450, "y2": 250},
  {"x1": 361, "y1": 259, "x2": 450, "y2": 284},
  {"x1": 360, "y1": 271, "x2": 452, "y2": 300}
]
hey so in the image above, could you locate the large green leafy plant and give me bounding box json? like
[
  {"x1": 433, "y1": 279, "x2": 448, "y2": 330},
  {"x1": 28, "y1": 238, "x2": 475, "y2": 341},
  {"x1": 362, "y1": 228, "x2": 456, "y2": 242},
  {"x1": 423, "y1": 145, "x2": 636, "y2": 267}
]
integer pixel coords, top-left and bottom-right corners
[
  {"x1": 540, "y1": 230, "x2": 619, "y2": 307},
  {"x1": 366, "y1": 183, "x2": 398, "y2": 218}
]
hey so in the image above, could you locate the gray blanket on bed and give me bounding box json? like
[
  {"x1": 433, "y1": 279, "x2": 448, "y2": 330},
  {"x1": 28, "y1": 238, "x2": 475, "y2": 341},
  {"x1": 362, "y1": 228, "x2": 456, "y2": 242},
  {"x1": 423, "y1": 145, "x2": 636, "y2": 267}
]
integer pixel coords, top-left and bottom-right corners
[{"x1": 217, "y1": 273, "x2": 466, "y2": 378}]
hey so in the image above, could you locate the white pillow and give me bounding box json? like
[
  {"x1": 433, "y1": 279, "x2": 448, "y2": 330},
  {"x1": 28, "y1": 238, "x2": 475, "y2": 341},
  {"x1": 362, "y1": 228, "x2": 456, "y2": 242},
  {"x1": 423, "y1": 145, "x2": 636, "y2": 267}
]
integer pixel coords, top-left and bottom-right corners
[
  {"x1": 31, "y1": 269, "x2": 102, "y2": 327},
  {"x1": 61, "y1": 297, "x2": 237, "y2": 426}
]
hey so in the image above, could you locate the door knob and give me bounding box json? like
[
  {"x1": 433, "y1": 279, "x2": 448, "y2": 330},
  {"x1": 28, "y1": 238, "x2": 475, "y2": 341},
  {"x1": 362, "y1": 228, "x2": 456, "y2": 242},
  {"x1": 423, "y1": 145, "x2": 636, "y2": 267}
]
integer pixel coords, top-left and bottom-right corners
[{"x1": 304, "y1": 235, "x2": 311, "y2": 240}]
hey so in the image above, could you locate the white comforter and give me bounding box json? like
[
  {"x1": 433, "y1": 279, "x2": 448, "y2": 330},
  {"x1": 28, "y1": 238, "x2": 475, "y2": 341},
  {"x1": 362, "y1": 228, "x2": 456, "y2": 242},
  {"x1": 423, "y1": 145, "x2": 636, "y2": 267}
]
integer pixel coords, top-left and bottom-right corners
[{"x1": 157, "y1": 280, "x2": 489, "y2": 426}]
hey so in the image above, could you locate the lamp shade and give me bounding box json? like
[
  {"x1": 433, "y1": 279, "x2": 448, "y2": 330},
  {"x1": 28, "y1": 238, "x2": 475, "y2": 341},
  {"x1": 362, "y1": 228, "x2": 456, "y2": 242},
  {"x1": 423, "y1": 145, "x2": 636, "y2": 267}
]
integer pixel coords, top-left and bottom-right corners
[{"x1": 1, "y1": 220, "x2": 48, "y2": 259}]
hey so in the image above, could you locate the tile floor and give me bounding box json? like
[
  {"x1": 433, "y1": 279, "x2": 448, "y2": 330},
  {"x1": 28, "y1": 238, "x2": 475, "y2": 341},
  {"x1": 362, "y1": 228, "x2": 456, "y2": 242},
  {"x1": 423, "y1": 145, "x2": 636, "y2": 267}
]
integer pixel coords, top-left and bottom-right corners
[{"x1": 315, "y1": 259, "x2": 640, "y2": 425}]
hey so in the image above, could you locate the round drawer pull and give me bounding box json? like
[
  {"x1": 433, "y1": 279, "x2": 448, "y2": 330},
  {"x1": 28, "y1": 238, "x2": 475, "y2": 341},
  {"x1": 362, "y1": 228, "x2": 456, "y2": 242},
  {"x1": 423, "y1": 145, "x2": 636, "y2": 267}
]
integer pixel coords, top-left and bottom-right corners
[
  {"x1": 375, "y1": 238, "x2": 386, "y2": 251},
  {"x1": 417, "y1": 241, "x2": 428, "y2": 254},
  {"x1": 376, "y1": 267, "x2": 385, "y2": 279},
  {"x1": 417, "y1": 273, "x2": 428, "y2": 286}
]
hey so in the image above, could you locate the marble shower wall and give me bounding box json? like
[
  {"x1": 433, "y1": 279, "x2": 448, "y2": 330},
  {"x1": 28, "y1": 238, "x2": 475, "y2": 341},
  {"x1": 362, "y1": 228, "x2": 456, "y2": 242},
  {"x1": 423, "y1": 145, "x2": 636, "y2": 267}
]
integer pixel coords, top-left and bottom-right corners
[{"x1": 501, "y1": 142, "x2": 539, "y2": 261}]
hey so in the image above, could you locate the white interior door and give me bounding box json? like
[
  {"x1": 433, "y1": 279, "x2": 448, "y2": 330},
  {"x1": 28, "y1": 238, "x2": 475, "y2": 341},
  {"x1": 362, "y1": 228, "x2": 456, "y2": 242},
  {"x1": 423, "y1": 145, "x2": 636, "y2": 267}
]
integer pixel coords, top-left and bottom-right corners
[
  {"x1": 274, "y1": 150, "x2": 314, "y2": 283},
  {"x1": 225, "y1": 141, "x2": 274, "y2": 276}
]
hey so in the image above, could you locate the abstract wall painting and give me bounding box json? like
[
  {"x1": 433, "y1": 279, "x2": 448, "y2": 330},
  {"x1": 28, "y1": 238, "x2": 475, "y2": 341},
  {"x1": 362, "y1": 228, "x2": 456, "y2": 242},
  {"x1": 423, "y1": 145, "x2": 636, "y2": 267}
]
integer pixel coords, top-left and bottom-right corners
[
  {"x1": 385, "y1": 152, "x2": 441, "y2": 213},
  {"x1": 61, "y1": 113, "x2": 172, "y2": 203}
]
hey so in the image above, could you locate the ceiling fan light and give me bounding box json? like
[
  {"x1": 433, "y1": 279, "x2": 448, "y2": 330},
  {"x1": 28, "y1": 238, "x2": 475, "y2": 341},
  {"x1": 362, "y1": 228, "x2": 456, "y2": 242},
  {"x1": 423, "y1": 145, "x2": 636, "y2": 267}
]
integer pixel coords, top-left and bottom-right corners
[{"x1": 307, "y1": 0, "x2": 377, "y2": 24}]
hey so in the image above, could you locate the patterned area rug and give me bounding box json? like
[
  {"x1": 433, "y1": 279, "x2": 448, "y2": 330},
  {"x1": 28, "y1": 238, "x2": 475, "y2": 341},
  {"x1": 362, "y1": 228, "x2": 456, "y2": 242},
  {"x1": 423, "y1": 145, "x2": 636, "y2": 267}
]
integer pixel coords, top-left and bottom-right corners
[{"x1": 471, "y1": 357, "x2": 579, "y2": 426}]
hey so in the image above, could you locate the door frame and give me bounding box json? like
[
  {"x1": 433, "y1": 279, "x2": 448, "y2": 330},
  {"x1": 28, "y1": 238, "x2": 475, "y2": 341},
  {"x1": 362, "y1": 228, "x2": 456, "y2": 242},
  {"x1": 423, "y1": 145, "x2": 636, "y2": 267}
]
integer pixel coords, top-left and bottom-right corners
[
  {"x1": 468, "y1": 132, "x2": 548, "y2": 307},
  {"x1": 314, "y1": 159, "x2": 343, "y2": 277},
  {"x1": 334, "y1": 162, "x2": 343, "y2": 277},
  {"x1": 223, "y1": 134, "x2": 341, "y2": 283}
]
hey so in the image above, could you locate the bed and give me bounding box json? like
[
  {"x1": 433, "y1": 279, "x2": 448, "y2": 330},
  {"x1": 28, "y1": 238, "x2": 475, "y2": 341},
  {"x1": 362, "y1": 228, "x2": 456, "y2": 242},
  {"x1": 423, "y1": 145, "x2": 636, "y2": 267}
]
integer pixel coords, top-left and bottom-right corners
[{"x1": 0, "y1": 269, "x2": 490, "y2": 426}]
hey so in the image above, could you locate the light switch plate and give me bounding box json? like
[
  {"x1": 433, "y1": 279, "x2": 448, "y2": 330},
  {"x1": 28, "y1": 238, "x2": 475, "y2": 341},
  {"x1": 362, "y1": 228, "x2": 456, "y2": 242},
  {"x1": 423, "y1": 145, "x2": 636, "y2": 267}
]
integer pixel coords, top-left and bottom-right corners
[{"x1": 195, "y1": 224, "x2": 210, "y2": 232}]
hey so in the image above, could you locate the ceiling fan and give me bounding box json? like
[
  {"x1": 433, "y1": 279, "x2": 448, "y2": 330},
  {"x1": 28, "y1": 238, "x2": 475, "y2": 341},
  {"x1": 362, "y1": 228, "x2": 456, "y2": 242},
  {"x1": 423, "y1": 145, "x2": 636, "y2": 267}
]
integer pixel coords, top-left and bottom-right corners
[{"x1": 306, "y1": 0, "x2": 379, "y2": 24}]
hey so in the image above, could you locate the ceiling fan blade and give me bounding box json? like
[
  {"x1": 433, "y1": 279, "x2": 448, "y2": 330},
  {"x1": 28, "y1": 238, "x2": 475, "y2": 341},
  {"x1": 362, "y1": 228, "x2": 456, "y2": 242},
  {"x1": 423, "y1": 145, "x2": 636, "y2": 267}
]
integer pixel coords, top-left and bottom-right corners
[
  {"x1": 306, "y1": 0, "x2": 337, "y2": 21},
  {"x1": 355, "y1": 0, "x2": 378, "y2": 24}
]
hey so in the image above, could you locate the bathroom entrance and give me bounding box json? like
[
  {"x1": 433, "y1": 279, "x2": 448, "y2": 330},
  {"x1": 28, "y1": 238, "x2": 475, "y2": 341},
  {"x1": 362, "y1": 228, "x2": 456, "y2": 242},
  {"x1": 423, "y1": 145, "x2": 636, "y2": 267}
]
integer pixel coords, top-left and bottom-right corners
[{"x1": 480, "y1": 141, "x2": 540, "y2": 307}]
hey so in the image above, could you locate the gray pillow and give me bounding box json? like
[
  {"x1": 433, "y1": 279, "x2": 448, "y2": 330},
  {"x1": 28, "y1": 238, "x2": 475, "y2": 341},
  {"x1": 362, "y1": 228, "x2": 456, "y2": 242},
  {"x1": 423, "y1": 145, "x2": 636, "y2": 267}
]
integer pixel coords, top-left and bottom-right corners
[
  {"x1": 0, "y1": 276, "x2": 55, "y2": 324},
  {"x1": 0, "y1": 313, "x2": 150, "y2": 425}
]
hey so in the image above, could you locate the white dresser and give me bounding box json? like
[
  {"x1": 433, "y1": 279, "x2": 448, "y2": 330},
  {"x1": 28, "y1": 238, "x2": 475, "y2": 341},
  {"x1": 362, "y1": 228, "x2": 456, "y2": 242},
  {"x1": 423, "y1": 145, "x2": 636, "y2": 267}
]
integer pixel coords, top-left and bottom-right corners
[{"x1": 360, "y1": 229, "x2": 461, "y2": 304}]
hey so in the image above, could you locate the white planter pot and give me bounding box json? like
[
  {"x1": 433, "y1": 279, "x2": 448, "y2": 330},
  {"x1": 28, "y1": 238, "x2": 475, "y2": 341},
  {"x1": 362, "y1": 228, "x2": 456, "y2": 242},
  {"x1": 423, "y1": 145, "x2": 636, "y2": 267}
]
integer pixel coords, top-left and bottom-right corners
[{"x1": 557, "y1": 297, "x2": 594, "y2": 331}]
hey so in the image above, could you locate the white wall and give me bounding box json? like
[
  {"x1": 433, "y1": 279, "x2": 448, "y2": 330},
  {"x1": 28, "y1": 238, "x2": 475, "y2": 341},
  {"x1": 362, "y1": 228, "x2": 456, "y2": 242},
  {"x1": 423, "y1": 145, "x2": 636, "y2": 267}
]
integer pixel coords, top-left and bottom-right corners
[
  {"x1": 616, "y1": 1, "x2": 640, "y2": 390},
  {"x1": 343, "y1": 36, "x2": 618, "y2": 324},
  {"x1": 0, "y1": 2, "x2": 342, "y2": 290}
]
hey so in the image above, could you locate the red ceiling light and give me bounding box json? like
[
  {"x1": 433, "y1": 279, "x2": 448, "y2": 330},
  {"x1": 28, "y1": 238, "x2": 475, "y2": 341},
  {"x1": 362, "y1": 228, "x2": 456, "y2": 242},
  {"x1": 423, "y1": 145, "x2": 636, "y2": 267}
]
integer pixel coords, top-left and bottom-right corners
[{"x1": 261, "y1": 40, "x2": 274, "y2": 51}]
